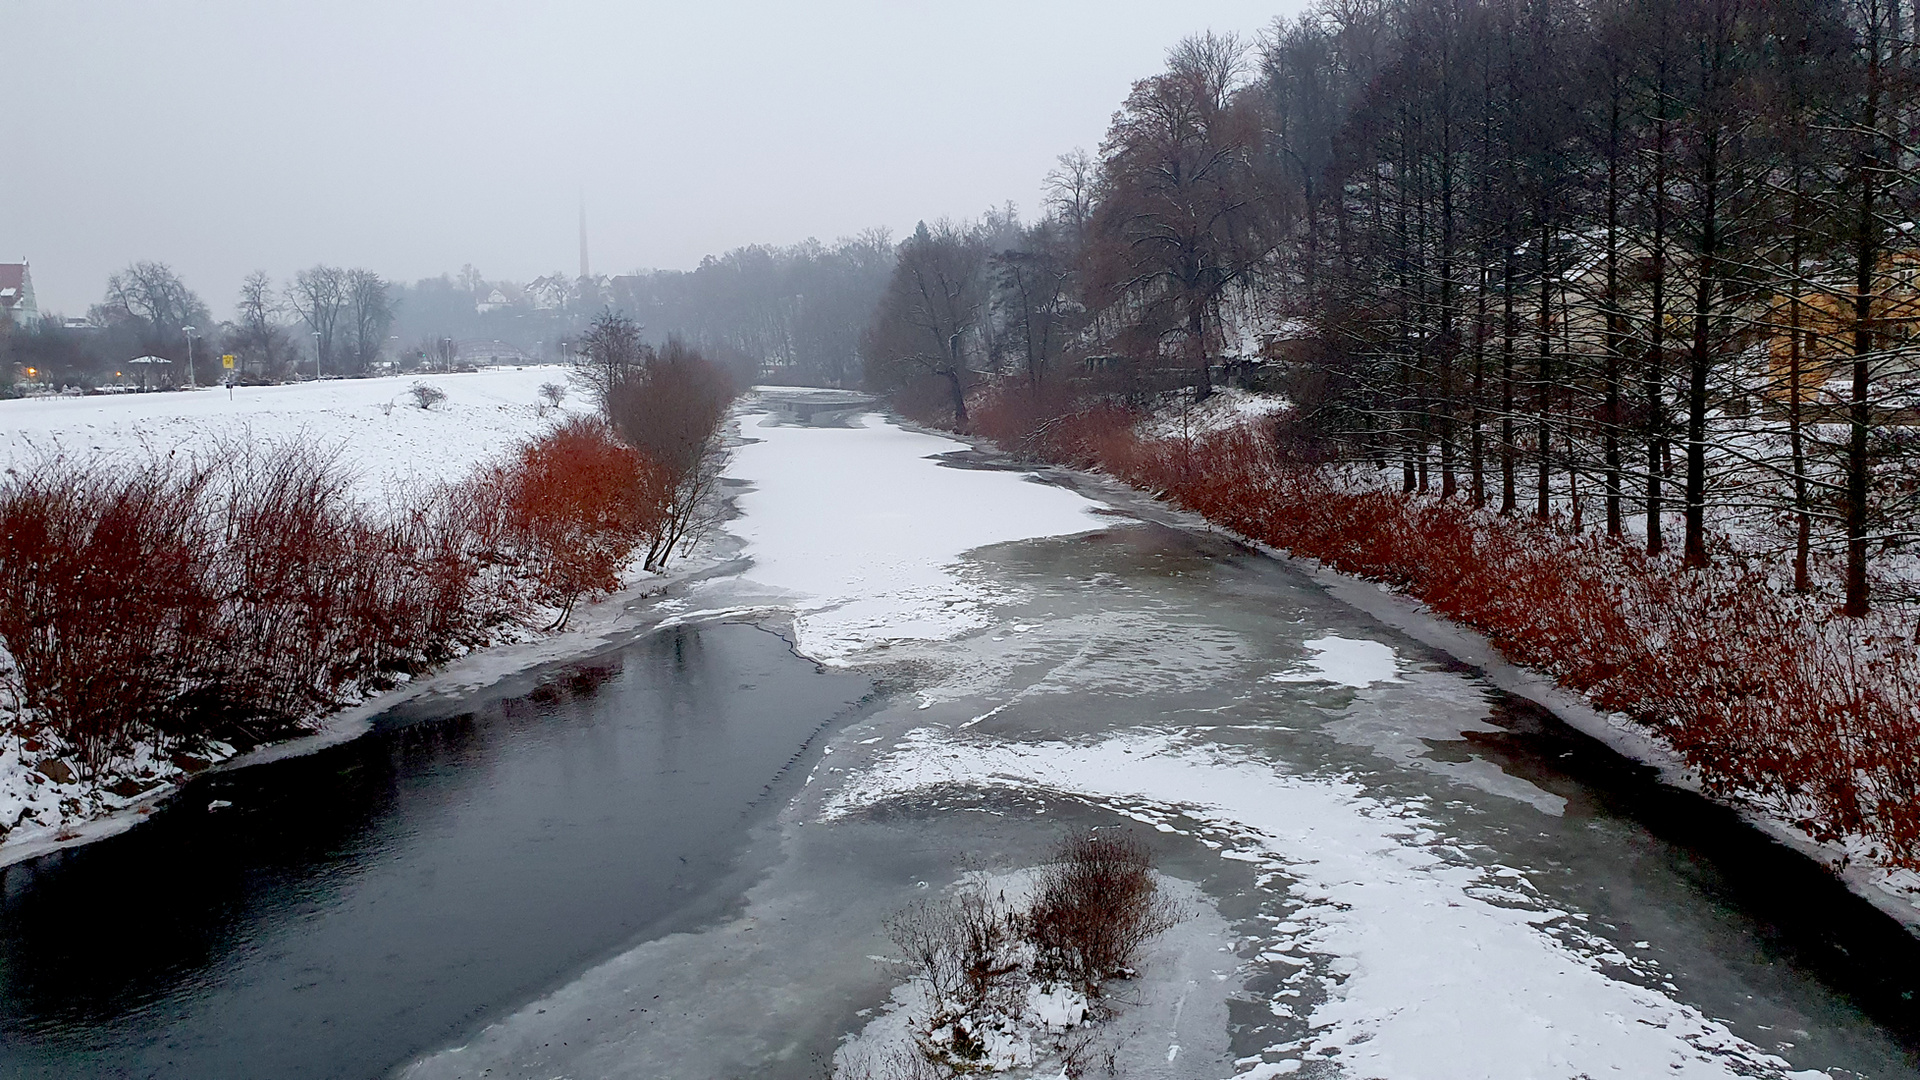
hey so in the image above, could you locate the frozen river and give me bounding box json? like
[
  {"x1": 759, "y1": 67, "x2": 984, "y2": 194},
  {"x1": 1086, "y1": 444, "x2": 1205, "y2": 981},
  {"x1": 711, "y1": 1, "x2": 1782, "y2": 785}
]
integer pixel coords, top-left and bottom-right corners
[{"x1": 3, "y1": 390, "x2": 1918, "y2": 1078}]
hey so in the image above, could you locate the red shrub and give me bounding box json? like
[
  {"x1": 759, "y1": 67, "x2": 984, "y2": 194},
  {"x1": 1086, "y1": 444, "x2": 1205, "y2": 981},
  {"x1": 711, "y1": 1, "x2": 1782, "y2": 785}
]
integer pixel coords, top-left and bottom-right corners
[
  {"x1": 0, "y1": 460, "x2": 220, "y2": 773},
  {"x1": 0, "y1": 421, "x2": 673, "y2": 775},
  {"x1": 970, "y1": 386, "x2": 1138, "y2": 469},
  {"x1": 492, "y1": 416, "x2": 671, "y2": 626}
]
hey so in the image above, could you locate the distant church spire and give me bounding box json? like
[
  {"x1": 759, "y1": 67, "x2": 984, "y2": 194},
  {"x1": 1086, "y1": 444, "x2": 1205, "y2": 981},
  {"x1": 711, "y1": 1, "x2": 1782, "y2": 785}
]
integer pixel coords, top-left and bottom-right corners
[{"x1": 578, "y1": 196, "x2": 590, "y2": 281}]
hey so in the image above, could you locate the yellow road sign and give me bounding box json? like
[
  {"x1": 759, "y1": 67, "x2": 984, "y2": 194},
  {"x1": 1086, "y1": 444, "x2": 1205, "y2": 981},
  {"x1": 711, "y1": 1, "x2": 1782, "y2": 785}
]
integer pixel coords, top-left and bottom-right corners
[{"x1": 221, "y1": 354, "x2": 236, "y2": 369}]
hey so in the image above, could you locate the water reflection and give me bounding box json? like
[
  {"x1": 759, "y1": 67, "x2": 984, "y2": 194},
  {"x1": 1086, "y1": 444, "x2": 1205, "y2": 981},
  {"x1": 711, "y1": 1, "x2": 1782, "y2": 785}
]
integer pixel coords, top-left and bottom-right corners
[{"x1": 0, "y1": 622, "x2": 872, "y2": 1079}]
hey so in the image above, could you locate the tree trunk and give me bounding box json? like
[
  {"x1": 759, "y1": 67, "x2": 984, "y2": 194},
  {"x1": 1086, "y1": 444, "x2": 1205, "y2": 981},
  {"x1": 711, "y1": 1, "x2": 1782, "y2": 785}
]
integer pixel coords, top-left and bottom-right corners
[
  {"x1": 1536, "y1": 218, "x2": 1553, "y2": 520},
  {"x1": 1682, "y1": 118, "x2": 1718, "y2": 570},
  {"x1": 946, "y1": 368, "x2": 969, "y2": 429},
  {"x1": 1843, "y1": 24, "x2": 1886, "y2": 616},
  {"x1": 1645, "y1": 100, "x2": 1670, "y2": 556},
  {"x1": 1188, "y1": 299, "x2": 1212, "y2": 400},
  {"x1": 1501, "y1": 243, "x2": 1519, "y2": 514},
  {"x1": 1603, "y1": 91, "x2": 1624, "y2": 537}
]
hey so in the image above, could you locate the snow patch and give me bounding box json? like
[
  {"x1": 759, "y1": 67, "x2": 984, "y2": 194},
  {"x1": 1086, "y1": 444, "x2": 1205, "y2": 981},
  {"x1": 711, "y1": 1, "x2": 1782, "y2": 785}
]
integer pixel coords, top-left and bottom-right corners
[
  {"x1": 1136, "y1": 387, "x2": 1290, "y2": 441},
  {"x1": 723, "y1": 409, "x2": 1107, "y2": 664},
  {"x1": 1266, "y1": 635, "x2": 1402, "y2": 688}
]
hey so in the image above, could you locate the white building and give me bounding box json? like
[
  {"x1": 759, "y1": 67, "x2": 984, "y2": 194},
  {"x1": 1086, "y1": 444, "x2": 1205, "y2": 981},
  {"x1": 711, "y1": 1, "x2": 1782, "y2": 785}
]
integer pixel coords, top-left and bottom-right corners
[{"x1": 0, "y1": 263, "x2": 37, "y2": 330}]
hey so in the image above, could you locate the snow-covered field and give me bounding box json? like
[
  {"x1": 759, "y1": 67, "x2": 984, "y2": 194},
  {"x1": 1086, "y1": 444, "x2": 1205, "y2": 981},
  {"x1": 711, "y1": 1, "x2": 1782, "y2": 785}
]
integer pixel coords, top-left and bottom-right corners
[
  {"x1": 0, "y1": 367, "x2": 580, "y2": 501},
  {"x1": 0, "y1": 367, "x2": 586, "y2": 858}
]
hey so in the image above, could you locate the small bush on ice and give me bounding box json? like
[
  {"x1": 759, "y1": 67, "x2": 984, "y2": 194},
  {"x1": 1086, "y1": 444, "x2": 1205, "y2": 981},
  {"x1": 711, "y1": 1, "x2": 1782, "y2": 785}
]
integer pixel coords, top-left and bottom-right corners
[
  {"x1": 1025, "y1": 830, "x2": 1184, "y2": 994},
  {"x1": 856, "y1": 830, "x2": 1180, "y2": 1079},
  {"x1": 886, "y1": 888, "x2": 1027, "y2": 1068}
]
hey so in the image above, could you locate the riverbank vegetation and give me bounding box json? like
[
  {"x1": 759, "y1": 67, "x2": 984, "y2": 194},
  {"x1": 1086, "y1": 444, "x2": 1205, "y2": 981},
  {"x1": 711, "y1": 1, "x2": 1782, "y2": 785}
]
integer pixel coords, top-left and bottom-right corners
[
  {"x1": 859, "y1": 0, "x2": 1920, "y2": 870},
  {"x1": 0, "y1": 347, "x2": 734, "y2": 844}
]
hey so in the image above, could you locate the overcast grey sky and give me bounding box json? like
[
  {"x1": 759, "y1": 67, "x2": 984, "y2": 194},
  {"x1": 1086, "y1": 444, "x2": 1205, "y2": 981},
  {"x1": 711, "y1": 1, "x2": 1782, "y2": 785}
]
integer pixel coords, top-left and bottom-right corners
[{"x1": 4, "y1": 1, "x2": 1299, "y2": 317}]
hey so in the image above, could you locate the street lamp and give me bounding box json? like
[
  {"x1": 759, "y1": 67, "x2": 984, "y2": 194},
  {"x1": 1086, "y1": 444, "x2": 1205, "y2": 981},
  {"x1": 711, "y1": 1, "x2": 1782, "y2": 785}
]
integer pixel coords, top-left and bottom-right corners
[
  {"x1": 182, "y1": 325, "x2": 197, "y2": 387},
  {"x1": 311, "y1": 330, "x2": 322, "y2": 382}
]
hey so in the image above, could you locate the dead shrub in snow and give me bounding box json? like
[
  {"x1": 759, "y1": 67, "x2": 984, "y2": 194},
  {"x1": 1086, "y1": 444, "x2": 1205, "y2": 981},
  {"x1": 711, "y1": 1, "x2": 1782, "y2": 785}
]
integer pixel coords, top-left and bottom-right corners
[
  {"x1": 0, "y1": 422, "x2": 674, "y2": 780},
  {"x1": 0, "y1": 458, "x2": 221, "y2": 774},
  {"x1": 0, "y1": 444, "x2": 473, "y2": 766},
  {"x1": 211, "y1": 442, "x2": 389, "y2": 725},
  {"x1": 1024, "y1": 830, "x2": 1183, "y2": 995},
  {"x1": 857, "y1": 832, "x2": 1181, "y2": 1079},
  {"x1": 207, "y1": 440, "x2": 501, "y2": 725},
  {"x1": 407, "y1": 381, "x2": 447, "y2": 410},
  {"x1": 885, "y1": 885, "x2": 1028, "y2": 1066}
]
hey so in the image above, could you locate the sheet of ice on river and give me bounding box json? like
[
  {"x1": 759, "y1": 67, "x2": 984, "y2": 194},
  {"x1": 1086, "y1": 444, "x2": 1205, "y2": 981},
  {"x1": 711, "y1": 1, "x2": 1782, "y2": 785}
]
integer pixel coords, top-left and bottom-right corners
[
  {"x1": 724, "y1": 412, "x2": 1109, "y2": 664},
  {"x1": 1266, "y1": 635, "x2": 1401, "y2": 688},
  {"x1": 0, "y1": 366, "x2": 579, "y2": 502},
  {"x1": 825, "y1": 727, "x2": 1828, "y2": 1080},
  {"x1": 1323, "y1": 670, "x2": 1571, "y2": 815}
]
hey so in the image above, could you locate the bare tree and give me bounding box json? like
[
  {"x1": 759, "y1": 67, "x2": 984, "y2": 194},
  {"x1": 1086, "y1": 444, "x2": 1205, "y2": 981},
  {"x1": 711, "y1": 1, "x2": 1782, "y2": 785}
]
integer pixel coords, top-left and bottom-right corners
[
  {"x1": 1044, "y1": 149, "x2": 1098, "y2": 234},
  {"x1": 602, "y1": 337, "x2": 735, "y2": 570},
  {"x1": 992, "y1": 219, "x2": 1082, "y2": 389},
  {"x1": 286, "y1": 266, "x2": 347, "y2": 377},
  {"x1": 1092, "y1": 32, "x2": 1284, "y2": 396},
  {"x1": 231, "y1": 271, "x2": 293, "y2": 379},
  {"x1": 91, "y1": 261, "x2": 211, "y2": 362},
  {"x1": 861, "y1": 220, "x2": 989, "y2": 426},
  {"x1": 342, "y1": 269, "x2": 397, "y2": 374},
  {"x1": 572, "y1": 309, "x2": 649, "y2": 403}
]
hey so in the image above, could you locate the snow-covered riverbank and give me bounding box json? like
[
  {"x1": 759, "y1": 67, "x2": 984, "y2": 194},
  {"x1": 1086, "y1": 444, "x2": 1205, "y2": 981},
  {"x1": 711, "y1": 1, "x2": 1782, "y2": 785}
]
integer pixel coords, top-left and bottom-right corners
[{"x1": 0, "y1": 366, "x2": 640, "y2": 864}]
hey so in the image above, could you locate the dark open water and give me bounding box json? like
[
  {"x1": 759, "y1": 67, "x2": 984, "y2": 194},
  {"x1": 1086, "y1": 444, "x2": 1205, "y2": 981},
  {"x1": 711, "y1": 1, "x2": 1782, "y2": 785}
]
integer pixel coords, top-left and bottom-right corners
[{"x1": 0, "y1": 622, "x2": 871, "y2": 1080}]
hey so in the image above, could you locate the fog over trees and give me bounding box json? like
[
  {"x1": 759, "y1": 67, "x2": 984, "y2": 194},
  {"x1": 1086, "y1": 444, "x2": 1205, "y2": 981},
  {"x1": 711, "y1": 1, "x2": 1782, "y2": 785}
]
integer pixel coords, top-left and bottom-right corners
[
  {"x1": 7, "y1": 0, "x2": 1919, "y2": 612},
  {"x1": 4, "y1": 231, "x2": 895, "y2": 391}
]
